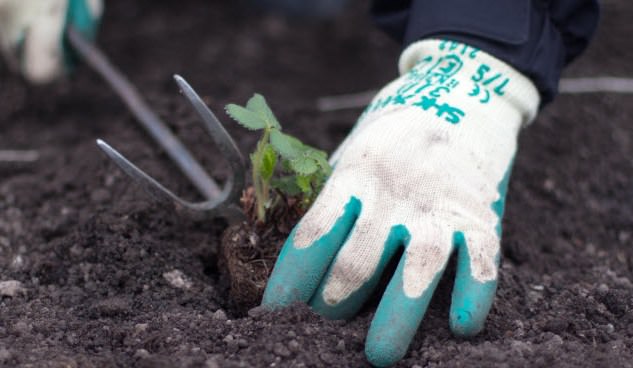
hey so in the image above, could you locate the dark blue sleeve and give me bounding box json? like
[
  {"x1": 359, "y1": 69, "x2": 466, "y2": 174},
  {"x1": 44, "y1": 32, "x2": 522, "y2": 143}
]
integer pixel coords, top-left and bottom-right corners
[{"x1": 371, "y1": 0, "x2": 600, "y2": 105}]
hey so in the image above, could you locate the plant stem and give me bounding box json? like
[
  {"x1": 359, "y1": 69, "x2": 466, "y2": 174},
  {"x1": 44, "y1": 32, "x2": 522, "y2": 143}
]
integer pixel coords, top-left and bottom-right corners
[{"x1": 252, "y1": 130, "x2": 271, "y2": 223}]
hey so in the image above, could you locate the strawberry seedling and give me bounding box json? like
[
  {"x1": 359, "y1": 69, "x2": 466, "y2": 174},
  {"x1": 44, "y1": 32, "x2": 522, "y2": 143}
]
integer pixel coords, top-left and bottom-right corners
[{"x1": 226, "y1": 94, "x2": 331, "y2": 224}]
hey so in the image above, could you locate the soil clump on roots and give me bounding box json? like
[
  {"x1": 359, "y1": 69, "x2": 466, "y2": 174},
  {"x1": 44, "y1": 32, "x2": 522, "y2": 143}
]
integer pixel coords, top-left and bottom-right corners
[{"x1": 220, "y1": 188, "x2": 303, "y2": 313}]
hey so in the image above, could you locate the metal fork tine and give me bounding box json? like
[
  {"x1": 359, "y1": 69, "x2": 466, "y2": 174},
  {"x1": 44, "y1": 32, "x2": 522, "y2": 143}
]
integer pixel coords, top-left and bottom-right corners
[
  {"x1": 69, "y1": 27, "x2": 247, "y2": 220},
  {"x1": 96, "y1": 139, "x2": 244, "y2": 219},
  {"x1": 66, "y1": 27, "x2": 222, "y2": 201},
  {"x1": 97, "y1": 139, "x2": 197, "y2": 207},
  {"x1": 173, "y1": 75, "x2": 246, "y2": 205}
]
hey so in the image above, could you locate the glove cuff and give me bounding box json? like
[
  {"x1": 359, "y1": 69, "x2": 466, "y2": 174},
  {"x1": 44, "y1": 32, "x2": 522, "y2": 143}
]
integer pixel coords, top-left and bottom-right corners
[{"x1": 398, "y1": 39, "x2": 540, "y2": 127}]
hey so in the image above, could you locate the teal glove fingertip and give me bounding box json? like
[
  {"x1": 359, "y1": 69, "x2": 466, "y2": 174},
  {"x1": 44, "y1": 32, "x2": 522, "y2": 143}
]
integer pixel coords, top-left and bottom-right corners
[
  {"x1": 449, "y1": 161, "x2": 511, "y2": 336},
  {"x1": 309, "y1": 225, "x2": 407, "y2": 320},
  {"x1": 365, "y1": 253, "x2": 445, "y2": 367},
  {"x1": 449, "y1": 232, "x2": 498, "y2": 337},
  {"x1": 262, "y1": 197, "x2": 361, "y2": 309},
  {"x1": 449, "y1": 278, "x2": 497, "y2": 337}
]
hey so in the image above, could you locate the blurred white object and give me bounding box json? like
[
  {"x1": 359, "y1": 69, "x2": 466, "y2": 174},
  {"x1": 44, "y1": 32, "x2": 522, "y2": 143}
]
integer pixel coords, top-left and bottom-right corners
[{"x1": 0, "y1": 0, "x2": 102, "y2": 83}]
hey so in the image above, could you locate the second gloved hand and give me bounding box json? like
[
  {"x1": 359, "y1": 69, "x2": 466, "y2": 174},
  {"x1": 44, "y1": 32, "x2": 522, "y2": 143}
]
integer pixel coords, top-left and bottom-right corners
[
  {"x1": 0, "y1": 0, "x2": 102, "y2": 83},
  {"x1": 262, "y1": 39, "x2": 540, "y2": 366}
]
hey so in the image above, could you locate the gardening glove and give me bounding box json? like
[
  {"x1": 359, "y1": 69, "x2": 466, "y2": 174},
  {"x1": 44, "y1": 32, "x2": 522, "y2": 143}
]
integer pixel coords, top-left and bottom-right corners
[
  {"x1": 0, "y1": 0, "x2": 103, "y2": 83},
  {"x1": 262, "y1": 39, "x2": 540, "y2": 367}
]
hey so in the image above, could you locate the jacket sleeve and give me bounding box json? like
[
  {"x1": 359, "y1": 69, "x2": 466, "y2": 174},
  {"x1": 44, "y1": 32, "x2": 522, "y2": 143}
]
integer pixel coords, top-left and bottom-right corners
[{"x1": 371, "y1": 0, "x2": 600, "y2": 105}]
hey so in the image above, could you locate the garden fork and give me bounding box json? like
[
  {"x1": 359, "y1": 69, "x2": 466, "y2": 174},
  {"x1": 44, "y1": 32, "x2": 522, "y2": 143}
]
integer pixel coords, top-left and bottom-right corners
[{"x1": 66, "y1": 27, "x2": 246, "y2": 222}]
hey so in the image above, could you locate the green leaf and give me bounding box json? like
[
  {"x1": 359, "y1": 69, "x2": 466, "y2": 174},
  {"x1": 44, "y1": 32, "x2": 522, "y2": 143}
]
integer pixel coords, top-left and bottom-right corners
[
  {"x1": 313, "y1": 171, "x2": 328, "y2": 191},
  {"x1": 280, "y1": 158, "x2": 293, "y2": 172},
  {"x1": 271, "y1": 176, "x2": 302, "y2": 196},
  {"x1": 260, "y1": 144, "x2": 277, "y2": 181},
  {"x1": 306, "y1": 149, "x2": 332, "y2": 175},
  {"x1": 290, "y1": 156, "x2": 318, "y2": 175},
  {"x1": 270, "y1": 130, "x2": 306, "y2": 160},
  {"x1": 295, "y1": 175, "x2": 312, "y2": 194},
  {"x1": 225, "y1": 104, "x2": 267, "y2": 130},
  {"x1": 247, "y1": 94, "x2": 281, "y2": 130}
]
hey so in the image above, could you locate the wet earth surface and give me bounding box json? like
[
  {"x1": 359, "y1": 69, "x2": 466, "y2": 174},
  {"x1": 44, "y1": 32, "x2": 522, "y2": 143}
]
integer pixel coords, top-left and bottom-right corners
[{"x1": 1, "y1": 1, "x2": 632, "y2": 367}]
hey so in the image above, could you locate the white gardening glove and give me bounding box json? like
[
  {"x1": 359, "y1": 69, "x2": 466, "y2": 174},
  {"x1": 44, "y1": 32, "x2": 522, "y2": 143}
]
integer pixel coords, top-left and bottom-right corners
[
  {"x1": 0, "y1": 0, "x2": 103, "y2": 83},
  {"x1": 263, "y1": 39, "x2": 540, "y2": 367}
]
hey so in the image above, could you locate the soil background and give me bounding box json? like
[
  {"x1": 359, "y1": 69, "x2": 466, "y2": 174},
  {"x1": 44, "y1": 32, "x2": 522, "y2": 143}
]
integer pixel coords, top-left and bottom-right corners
[{"x1": 1, "y1": 1, "x2": 633, "y2": 367}]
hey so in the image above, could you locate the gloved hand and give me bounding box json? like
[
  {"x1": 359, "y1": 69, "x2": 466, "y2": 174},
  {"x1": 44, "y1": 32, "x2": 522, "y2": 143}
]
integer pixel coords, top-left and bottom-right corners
[
  {"x1": 0, "y1": 0, "x2": 102, "y2": 83},
  {"x1": 262, "y1": 39, "x2": 540, "y2": 366}
]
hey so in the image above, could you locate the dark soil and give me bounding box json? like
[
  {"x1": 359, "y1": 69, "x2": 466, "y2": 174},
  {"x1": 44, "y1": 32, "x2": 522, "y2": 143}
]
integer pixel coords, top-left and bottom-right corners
[{"x1": 1, "y1": 1, "x2": 632, "y2": 367}]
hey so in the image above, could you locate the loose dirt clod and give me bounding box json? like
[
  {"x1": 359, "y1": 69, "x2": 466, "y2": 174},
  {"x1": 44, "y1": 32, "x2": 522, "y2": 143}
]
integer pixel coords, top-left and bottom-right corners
[
  {"x1": 0, "y1": 280, "x2": 25, "y2": 297},
  {"x1": 163, "y1": 269, "x2": 193, "y2": 290}
]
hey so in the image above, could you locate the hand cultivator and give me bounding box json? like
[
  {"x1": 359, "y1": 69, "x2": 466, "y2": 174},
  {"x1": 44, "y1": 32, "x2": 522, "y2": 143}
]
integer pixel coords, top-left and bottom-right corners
[{"x1": 66, "y1": 27, "x2": 246, "y2": 221}]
